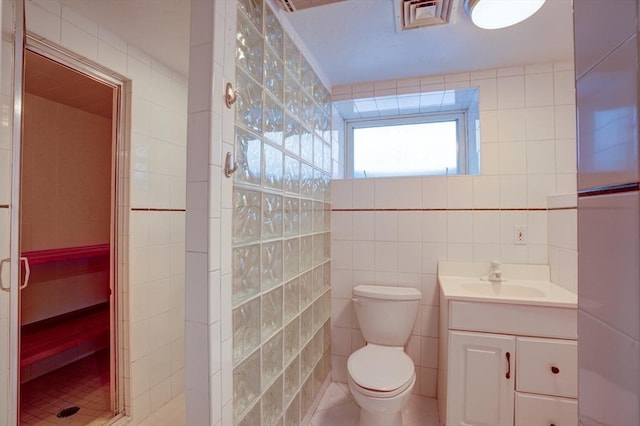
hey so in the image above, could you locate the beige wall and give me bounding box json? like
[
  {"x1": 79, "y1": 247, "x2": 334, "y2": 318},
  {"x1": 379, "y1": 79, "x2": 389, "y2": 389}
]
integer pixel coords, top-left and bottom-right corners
[
  {"x1": 20, "y1": 93, "x2": 111, "y2": 326},
  {"x1": 21, "y1": 93, "x2": 112, "y2": 252},
  {"x1": 17, "y1": 67, "x2": 113, "y2": 383}
]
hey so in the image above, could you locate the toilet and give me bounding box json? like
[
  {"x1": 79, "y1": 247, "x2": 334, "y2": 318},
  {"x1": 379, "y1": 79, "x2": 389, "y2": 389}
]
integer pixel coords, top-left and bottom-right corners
[{"x1": 347, "y1": 285, "x2": 422, "y2": 426}]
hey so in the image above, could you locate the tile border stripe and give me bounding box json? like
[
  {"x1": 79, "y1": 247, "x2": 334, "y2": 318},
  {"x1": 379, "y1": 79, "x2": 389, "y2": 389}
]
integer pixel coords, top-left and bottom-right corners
[
  {"x1": 548, "y1": 206, "x2": 577, "y2": 211},
  {"x1": 332, "y1": 207, "x2": 550, "y2": 212},
  {"x1": 131, "y1": 208, "x2": 186, "y2": 212}
]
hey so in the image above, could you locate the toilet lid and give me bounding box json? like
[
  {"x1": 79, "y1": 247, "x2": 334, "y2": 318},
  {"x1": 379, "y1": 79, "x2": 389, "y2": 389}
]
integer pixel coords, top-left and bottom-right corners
[{"x1": 347, "y1": 345, "x2": 414, "y2": 392}]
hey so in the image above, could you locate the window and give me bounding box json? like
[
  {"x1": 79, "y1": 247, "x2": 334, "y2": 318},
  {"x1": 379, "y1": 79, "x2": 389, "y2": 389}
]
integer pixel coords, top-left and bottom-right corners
[
  {"x1": 334, "y1": 87, "x2": 480, "y2": 179},
  {"x1": 347, "y1": 112, "x2": 468, "y2": 178}
]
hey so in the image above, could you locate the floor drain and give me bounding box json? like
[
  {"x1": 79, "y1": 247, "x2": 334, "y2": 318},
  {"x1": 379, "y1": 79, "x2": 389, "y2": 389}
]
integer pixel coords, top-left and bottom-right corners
[{"x1": 56, "y1": 406, "x2": 80, "y2": 418}]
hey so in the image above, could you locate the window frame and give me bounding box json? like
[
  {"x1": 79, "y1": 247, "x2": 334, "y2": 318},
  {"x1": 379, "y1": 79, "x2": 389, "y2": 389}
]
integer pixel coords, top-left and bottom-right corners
[{"x1": 345, "y1": 111, "x2": 469, "y2": 178}]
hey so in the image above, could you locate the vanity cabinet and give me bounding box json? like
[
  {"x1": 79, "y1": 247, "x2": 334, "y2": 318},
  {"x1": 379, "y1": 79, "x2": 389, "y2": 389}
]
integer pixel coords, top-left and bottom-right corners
[{"x1": 440, "y1": 301, "x2": 578, "y2": 426}]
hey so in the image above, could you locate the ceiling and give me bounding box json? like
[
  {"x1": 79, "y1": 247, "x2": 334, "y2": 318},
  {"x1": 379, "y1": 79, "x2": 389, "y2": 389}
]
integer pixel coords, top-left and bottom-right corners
[
  {"x1": 286, "y1": 0, "x2": 574, "y2": 86},
  {"x1": 25, "y1": 50, "x2": 114, "y2": 118},
  {"x1": 57, "y1": 0, "x2": 574, "y2": 88},
  {"x1": 59, "y1": 0, "x2": 191, "y2": 77}
]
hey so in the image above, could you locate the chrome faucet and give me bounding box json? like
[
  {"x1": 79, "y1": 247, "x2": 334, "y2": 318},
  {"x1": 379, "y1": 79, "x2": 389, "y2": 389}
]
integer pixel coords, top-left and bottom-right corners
[{"x1": 488, "y1": 261, "x2": 503, "y2": 283}]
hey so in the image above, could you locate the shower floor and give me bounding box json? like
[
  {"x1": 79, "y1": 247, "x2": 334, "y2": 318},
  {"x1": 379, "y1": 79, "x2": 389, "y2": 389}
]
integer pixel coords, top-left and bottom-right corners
[{"x1": 20, "y1": 349, "x2": 112, "y2": 425}]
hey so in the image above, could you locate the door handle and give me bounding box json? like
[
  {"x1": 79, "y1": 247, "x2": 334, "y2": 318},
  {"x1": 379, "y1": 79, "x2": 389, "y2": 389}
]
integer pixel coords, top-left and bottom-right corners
[
  {"x1": 0, "y1": 258, "x2": 9, "y2": 291},
  {"x1": 20, "y1": 256, "x2": 30, "y2": 290}
]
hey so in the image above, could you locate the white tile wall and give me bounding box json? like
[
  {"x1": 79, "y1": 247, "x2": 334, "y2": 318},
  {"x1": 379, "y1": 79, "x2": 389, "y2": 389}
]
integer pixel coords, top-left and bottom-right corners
[
  {"x1": 579, "y1": 192, "x2": 639, "y2": 343},
  {"x1": 548, "y1": 194, "x2": 578, "y2": 294},
  {"x1": 578, "y1": 310, "x2": 639, "y2": 425},
  {"x1": 25, "y1": 0, "x2": 188, "y2": 423},
  {"x1": 185, "y1": 0, "x2": 258, "y2": 423},
  {"x1": 330, "y1": 62, "x2": 577, "y2": 396},
  {"x1": 574, "y1": 6, "x2": 640, "y2": 420}
]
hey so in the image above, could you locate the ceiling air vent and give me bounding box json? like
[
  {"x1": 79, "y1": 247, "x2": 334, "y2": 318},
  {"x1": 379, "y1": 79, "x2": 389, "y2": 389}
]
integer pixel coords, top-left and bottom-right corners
[
  {"x1": 276, "y1": 0, "x2": 348, "y2": 12},
  {"x1": 396, "y1": 0, "x2": 459, "y2": 30}
]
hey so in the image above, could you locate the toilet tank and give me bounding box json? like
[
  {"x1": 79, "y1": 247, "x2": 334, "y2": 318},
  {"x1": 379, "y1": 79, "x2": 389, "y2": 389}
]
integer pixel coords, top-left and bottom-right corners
[{"x1": 352, "y1": 285, "x2": 421, "y2": 346}]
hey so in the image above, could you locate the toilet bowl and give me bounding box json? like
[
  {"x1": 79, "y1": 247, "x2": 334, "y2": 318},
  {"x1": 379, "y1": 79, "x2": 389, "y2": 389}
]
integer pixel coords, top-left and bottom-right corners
[
  {"x1": 347, "y1": 285, "x2": 421, "y2": 426},
  {"x1": 347, "y1": 344, "x2": 416, "y2": 426}
]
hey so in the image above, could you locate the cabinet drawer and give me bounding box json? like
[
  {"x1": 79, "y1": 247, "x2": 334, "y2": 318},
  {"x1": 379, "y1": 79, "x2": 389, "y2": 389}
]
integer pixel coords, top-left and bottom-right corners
[
  {"x1": 516, "y1": 337, "x2": 577, "y2": 398},
  {"x1": 449, "y1": 301, "x2": 577, "y2": 339},
  {"x1": 515, "y1": 392, "x2": 577, "y2": 426}
]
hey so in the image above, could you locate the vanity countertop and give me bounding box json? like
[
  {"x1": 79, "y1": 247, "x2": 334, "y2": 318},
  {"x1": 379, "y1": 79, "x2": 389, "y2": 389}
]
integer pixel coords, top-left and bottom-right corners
[{"x1": 438, "y1": 262, "x2": 577, "y2": 308}]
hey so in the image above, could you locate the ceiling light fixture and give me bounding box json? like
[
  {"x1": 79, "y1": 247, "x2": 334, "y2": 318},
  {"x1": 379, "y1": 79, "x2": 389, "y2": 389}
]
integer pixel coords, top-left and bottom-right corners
[{"x1": 464, "y1": 0, "x2": 546, "y2": 30}]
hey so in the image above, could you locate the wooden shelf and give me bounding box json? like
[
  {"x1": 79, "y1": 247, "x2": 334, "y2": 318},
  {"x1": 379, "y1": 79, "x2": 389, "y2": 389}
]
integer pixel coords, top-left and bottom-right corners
[
  {"x1": 20, "y1": 303, "x2": 110, "y2": 368},
  {"x1": 21, "y1": 244, "x2": 110, "y2": 266}
]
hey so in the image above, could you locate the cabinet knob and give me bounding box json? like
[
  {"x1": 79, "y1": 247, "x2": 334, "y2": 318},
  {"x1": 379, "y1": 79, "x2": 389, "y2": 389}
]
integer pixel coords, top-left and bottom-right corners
[
  {"x1": 550, "y1": 424, "x2": 556, "y2": 426},
  {"x1": 551, "y1": 366, "x2": 560, "y2": 374}
]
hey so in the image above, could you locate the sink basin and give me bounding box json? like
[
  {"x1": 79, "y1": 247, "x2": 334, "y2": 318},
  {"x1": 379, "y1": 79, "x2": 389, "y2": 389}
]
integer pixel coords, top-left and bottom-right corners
[{"x1": 461, "y1": 281, "x2": 546, "y2": 298}]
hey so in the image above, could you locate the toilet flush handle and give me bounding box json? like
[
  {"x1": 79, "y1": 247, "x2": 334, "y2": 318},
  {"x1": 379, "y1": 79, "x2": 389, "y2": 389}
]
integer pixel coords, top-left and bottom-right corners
[{"x1": 352, "y1": 297, "x2": 364, "y2": 305}]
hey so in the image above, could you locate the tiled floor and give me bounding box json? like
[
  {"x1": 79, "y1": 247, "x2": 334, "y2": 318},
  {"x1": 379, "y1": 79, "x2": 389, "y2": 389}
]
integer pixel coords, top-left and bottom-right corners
[
  {"x1": 70, "y1": 378, "x2": 437, "y2": 426},
  {"x1": 309, "y1": 382, "x2": 440, "y2": 426},
  {"x1": 131, "y1": 381, "x2": 438, "y2": 426},
  {"x1": 20, "y1": 350, "x2": 113, "y2": 425}
]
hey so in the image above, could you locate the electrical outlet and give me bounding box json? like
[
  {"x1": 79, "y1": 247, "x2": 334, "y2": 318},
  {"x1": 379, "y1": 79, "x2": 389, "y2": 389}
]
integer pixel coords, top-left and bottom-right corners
[{"x1": 514, "y1": 226, "x2": 527, "y2": 245}]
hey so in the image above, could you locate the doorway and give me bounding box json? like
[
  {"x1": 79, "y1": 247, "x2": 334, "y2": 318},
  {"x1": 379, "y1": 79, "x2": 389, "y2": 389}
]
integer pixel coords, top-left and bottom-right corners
[{"x1": 18, "y1": 48, "x2": 120, "y2": 425}]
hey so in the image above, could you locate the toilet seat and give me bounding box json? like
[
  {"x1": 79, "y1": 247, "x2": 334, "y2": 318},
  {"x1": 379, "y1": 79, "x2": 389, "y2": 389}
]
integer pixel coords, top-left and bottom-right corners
[
  {"x1": 349, "y1": 373, "x2": 415, "y2": 398},
  {"x1": 347, "y1": 345, "x2": 415, "y2": 397}
]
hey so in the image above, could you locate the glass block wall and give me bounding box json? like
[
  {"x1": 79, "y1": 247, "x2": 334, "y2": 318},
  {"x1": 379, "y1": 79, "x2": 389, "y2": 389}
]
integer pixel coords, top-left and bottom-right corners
[{"x1": 232, "y1": 0, "x2": 332, "y2": 425}]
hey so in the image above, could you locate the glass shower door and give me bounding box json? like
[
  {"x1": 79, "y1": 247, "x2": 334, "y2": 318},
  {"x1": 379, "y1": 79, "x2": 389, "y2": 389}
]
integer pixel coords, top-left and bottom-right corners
[{"x1": 0, "y1": 0, "x2": 25, "y2": 424}]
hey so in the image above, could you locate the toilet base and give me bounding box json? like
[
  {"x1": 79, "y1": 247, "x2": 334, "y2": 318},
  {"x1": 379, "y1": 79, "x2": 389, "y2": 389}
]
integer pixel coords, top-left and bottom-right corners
[
  {"x1": 348, "y1": 373, "x2": 415, "y2": 426},
  {"x1": 359, "y1": 409, "x2": 403, "y2": 426}
]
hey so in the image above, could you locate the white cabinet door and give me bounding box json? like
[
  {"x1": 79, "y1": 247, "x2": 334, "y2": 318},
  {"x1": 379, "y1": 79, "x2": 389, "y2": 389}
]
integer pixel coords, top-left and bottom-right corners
[{"x1": 448, "y1": 331, "x2": 515, "y2": 426}]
